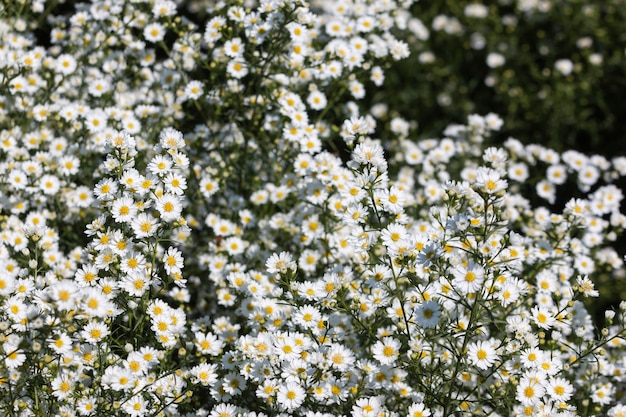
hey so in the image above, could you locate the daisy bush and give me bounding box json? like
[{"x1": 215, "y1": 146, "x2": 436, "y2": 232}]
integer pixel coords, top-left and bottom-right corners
[{"x1": 0, "y1": 1, "x2": 625, "y2": 417}]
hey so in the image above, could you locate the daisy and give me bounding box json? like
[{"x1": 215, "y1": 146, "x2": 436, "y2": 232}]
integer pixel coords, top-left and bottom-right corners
[
  {"x1": 293, "y1": 305, "x2": 323, "y2": 330},
  {"x1": 199, "y1": 175, "x2": 219, "y2": 198},
  {"x1": 49, "y1": 332, "x2": 73, "y2": 355},
  {"x1": 508, "y1": 162, "x2": 529, "y2": 182},
  {"x1": 352, "y1": 396, "x2": 382, "y2": 417},
  {"x1": 81, "y1": 288, "x2": 114, "y2": 318},
  {"x1": 555, "y1": 58, "x2": 574, "y2": 76},
  {"x1": 144, "y1": 22, "x2": 166, "y2": 42},
  {"x1": 9, "y1": 76, "x2": 28, "y2": 94},
  {"x1": 577, "y1": 164, "x2": 600, "y2": 189},
  {"x1": 224, "y1": 37, "x2": 244, "y2": 58},
  {"x1": 608, "y1": 405, "x2": 626, "y2": 417},
  {"x1": 344, "y1": 203, "x2": 367, "y2": 225},
  {"x1": 531, "y1": 306, "x2": 556, "y2": 330},
  {"x1": 576, "y1": 275, "x2": 599, "y2": 297},
  {"x1": 209, "y1": 403, "x2": 239, "y2": 417},
  {"x1": 152, "y1": 0, "x2": 177, "y2": 17},
  {"x1": 81, "y1": 320, "x2": 110, "y2": 343},
  {"x1": 76, "y1": 397, "x2": 98, "y2": 416},
  {"x1": 256, "y1": 377, "x2": 279, "y2": 399},
  {"x1": 451, "y1": 261, "x2": 485, "y2": 294},
  {"x1": 248, "y1": 189, "x2": 269, "y2": 207},
  {"x1": 390, "y1": 39, "x2": 410, "y2": 60},
  {"x1": 163, "y1": 247, "x2": 184, "y2": 275},
  {"x1": 307, "y1": 90, "x2": 327, "y2": 111},
  {"x1": 227, "y1": 60, "x2": 249, "y2": 79},
  {"x1": 467, "y1": 339, "x2": 498, "y2": 370},
  {"x1": 22, "y1": 160, "x2": 43, "y2": 176},
  {"x1": 381, "y1": 186, "x2": 407, "y2": 214},
  {"x1": 110, "y1": 196, "x2": 137, "y2": 223},
  {"x1": 94, "y1": 178, "x2": 119, "y2": 200},
  {"x1": 276, "y1": 382, "x2": 306, "y2": 411},
  {"x1": 222, "y1": 236, "x2": 246, "y2": 256},
  {"x1": 591, "y1": 382, "x2": 615, "y2": 405},
  {"x1": 372, "y1": 337, "x2": 401, "y2": 365},
  {"x1": 163, "y1": 172, "x2": 187, "y2": 195},
  {"x1": 147, "y1": 155, "x2": 173, "y2": 177},
  {"x1": 349, "y1": 79, "x2": 366, "y2": 99},
  {"x1": 155, "y1": 193, "x2": 183, "y2": 221},
  {"x1": 120, "y1": 168, "x2": 142, "y2": 191},
  {"x1": 124, "y1": 351, "x2": 149, "y2": 375},
  {"x1": 6, "y1": 296, "x2": 28, "y2": 322},
  {"x1": 51, "y1": 373, "x2": 75, "y2": 400},
  {"x1": 381, "y1": 222, "x2": 408, "y2": 248},
  {"x1": 546, "y1": 164, "x2": 567, "y2": 185},
  {"x1": 120, "y1": 272, "x2": 151, "y2": 297},
  {"x1": 107, "y1": 130, "x2": 135, "y2": 150},
  {"x1": 535, "y1": 271, "x2": 557, "y2": 293},
  {"x1": 356, "y1": 15, "x2": 375, "y2": 32},
  {"x1": 496, "y1": 281, "x2": 522, "y2": 306},
  {"x1": 39, "y1": 174, "x2": 61, "y2": 195},
  {"x1": 204, "y1": 16, "x2": 225, "y2": 45},
  {"x1": 298, "y1": 249, "x2": 321, "y2": 273},
  {"x1": 195, "y1": 331, "x2": 223, "y2": 356},
  {"x1": 407, "y1": 402, "x2": 431, "y2": 417},
  {"x1": 159, "y1": 127, "x2": 185, "y2": 150},
  {"x1": 122, "y1": 116, "x2": 141, "y2": 134},
  {"x1": 4, "y1": 344, "x2": 26, "y2": 369},
  {"x1": 474, "y1": 167, "x2": 507, "y2": 195},
  {"x1": 58, "y1": 155, "x2": 80, "y2": 176},
  {"x1": 8, "y1": 169, "x2": 27, "y2": 189},
  {"x1": 56, "y1": 53, "x2": 77, "y2": 75},
  {"x1": 123, "y1": 394, "x2": 147, "y2": 417},
  {"x1": 326, "y1": 343, "x2": 355, "y2": 372},
  {"x1": 416, "y1": 242, "x2": 443, "y2": 268},
  {"x1": 414, "y1": 300, "x2": 441, "y2": 329},
  {"x1": 266, "y1": 252, "x2": 297, "y2": 275},
  {"x1": 370, "y1": 65, "x2": 384, "y2": 86},
  {"x1": 516, "y1": 373, "x2": 546, "y2": 406},
  {"x1": 131, "y1": 213, "x2": 158, "y2": 239},
  {"x1": 574, "y1": 255, "x2": 594, "y2": 274},
  {"x1": 274, "y1": 333, "x2": 302, "y2": 361},
  {"x1": 0, "y1": 273, "x2": 16, "y2": 296},
  {"x1": 88, "y1": 78, "x2": 110, "y2": 97}
]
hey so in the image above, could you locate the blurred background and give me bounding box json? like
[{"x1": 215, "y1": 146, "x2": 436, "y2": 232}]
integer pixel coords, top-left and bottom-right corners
[{"x1": 379, "y1": 0, "x2": 626, "y2": 156}]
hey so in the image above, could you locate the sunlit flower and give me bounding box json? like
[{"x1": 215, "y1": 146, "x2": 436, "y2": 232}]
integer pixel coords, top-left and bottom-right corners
[
  {"x1": 372, "y1": 337, "x2": 401, "y2": 365},
  {"x1": 266, "y1": 252, "x2": 297, "y2": 275},
  {"x1": 155, "y1": 193, "x2": 183, "y2": 221},
  {"x1": 467, "y1": 339, "x2": 498, "y2": 370},
  {"x1": 144, "y1": 22, "x2": 166, "y2": 42},
  {"x1": 516, "y1": 373, "x2": 546, "y2": 406},
  {"x1": 451, "y1": 261, "x2": 485, "y2": 294},
  {"x1": 277, "y1": 382, "x2": 306, "y2": 411},
  {"x1": 81, "y1": 320, "x2": 110, "y2": 343}
]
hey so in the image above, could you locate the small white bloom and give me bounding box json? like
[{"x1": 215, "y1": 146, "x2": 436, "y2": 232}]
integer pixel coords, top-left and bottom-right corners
[
  {"x1": 266, "y1": 252, "x2": 297, "y2": 275},
  {"x1": 486, "y1": 52, "x2": 505, "y2": 68},
  {"x1": 144, "y1": 22, "x2": 166, "y2": 42},
  {"x1": 372, "y1": 336, "x2": 401, "y2": 365},
  {"x1": 467, "y1": 340, "x2": 498, "y2": 370},
  {"x1": 555, "y1": 59, "x2": 574, "y2": 76}
]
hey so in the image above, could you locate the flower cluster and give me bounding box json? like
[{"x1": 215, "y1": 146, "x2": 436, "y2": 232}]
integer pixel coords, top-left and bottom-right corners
[{"x1": 0, "y1": 1, "x2": 625, "y2": 417}]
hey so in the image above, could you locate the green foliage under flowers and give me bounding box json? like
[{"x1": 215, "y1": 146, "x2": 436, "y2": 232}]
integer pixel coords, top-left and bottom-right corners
[
  {"x1": 0, "y1": 1, "x2": 626, "y2": 417},
  {"x1": 375, "y1": 0, "x2": 626, "y2": 156}
]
